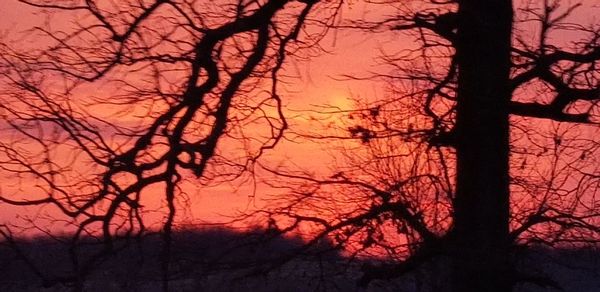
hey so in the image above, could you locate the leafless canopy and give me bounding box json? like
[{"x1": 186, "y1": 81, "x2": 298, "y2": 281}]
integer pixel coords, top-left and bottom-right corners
[
  {"x1": 256, "y1": 0, "x2": 600, "y2": 288},
  {"x1": 0, "y1": 0, "x2": 342, "y2": 289}
]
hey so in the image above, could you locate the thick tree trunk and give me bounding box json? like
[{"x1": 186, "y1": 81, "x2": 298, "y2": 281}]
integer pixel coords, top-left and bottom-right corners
[{"x1": 452, "y1": 1, "x2": 513, "y2": 292}]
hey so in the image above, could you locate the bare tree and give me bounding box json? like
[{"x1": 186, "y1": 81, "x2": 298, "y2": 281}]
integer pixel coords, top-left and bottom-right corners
[
  {"x1": 0, "y1": 0, "x2": 342, "y2": 290},
  {"x1": 257, "y1": 0, "x2": 600, "y2": 291},
  {"x1": 2, "y1": 0, "x2": 599, "y2": 291}
]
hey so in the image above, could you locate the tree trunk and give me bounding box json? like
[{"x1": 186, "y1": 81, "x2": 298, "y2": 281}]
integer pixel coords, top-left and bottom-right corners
[{"x1": 452, "y1": 0, "x2": 513, "y2": 291}]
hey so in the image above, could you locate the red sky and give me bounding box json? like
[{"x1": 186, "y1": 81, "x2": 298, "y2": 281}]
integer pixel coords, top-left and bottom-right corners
[
  {"x1": 1, "y1": 0, "x2": 598, "y2": 234},
  {"x1": 0, "y1": 0, "x2": 390, "y2": 230}
]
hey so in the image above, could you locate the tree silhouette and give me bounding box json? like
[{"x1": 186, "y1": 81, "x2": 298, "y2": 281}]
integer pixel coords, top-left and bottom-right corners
[
  {"x1": 1, "y1": 0, "x2": 599, "y2": 291},
  {"x1": 257, "y1": 1, "x2": 600, "y2": 291},
  {"x1": 0, "y1": 0, "x2": 340, "y2": 290}
]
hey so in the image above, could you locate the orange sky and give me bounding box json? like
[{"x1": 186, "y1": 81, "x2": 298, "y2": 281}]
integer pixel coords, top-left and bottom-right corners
[
  {"x1": 1, "y1": 0, "x2": 598, "y2": 236},
  {"x1": 0, "y1": 0, "x2": 391, "y2": 231}
]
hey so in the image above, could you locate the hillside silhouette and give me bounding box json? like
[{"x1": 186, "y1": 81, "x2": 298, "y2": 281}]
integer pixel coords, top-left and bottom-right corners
[{"x1": 1, "y1": 228, "x2": 599, "y2": 291}]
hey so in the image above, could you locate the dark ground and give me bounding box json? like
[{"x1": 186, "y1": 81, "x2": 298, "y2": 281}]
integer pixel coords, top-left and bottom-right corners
[{"x1": 1, "y1": 228, "x2": 598, "y2": 291}]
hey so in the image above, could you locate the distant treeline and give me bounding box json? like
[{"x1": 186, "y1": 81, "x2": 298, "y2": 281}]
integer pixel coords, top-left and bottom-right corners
[{"x1": 0, "y1": 228, "x2": 599, "y2": 291}]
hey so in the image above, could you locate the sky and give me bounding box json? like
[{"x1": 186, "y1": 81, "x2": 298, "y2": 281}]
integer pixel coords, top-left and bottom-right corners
[
  {"x1": 0, "y1": 0, "x2": 392, "y2": 231},
  {"x1": 0, "y1": 0, "x2": 598, "y2": 236}
]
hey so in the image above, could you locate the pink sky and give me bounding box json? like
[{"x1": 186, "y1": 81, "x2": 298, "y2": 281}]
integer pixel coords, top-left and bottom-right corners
[
  {"x1": 1, "y1": 0, "x2": 598, "y2": 234},
  {"x1": 0, "y1": 0, "x2": 390, "y2": 229}
]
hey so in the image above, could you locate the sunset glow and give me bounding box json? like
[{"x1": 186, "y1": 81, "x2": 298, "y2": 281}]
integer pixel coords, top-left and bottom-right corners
[{"x1": 1, "y1": 1, "x2": 600, "y2": 291}]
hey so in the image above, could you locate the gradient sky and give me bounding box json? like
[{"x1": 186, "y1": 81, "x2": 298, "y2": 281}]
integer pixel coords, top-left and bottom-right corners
[
  {"x1": 0, "y1": 0, "x2": 390, "y2": 228},
  {"x1": 1, "y1": 0, "x2": 597, "y2": 232}
]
